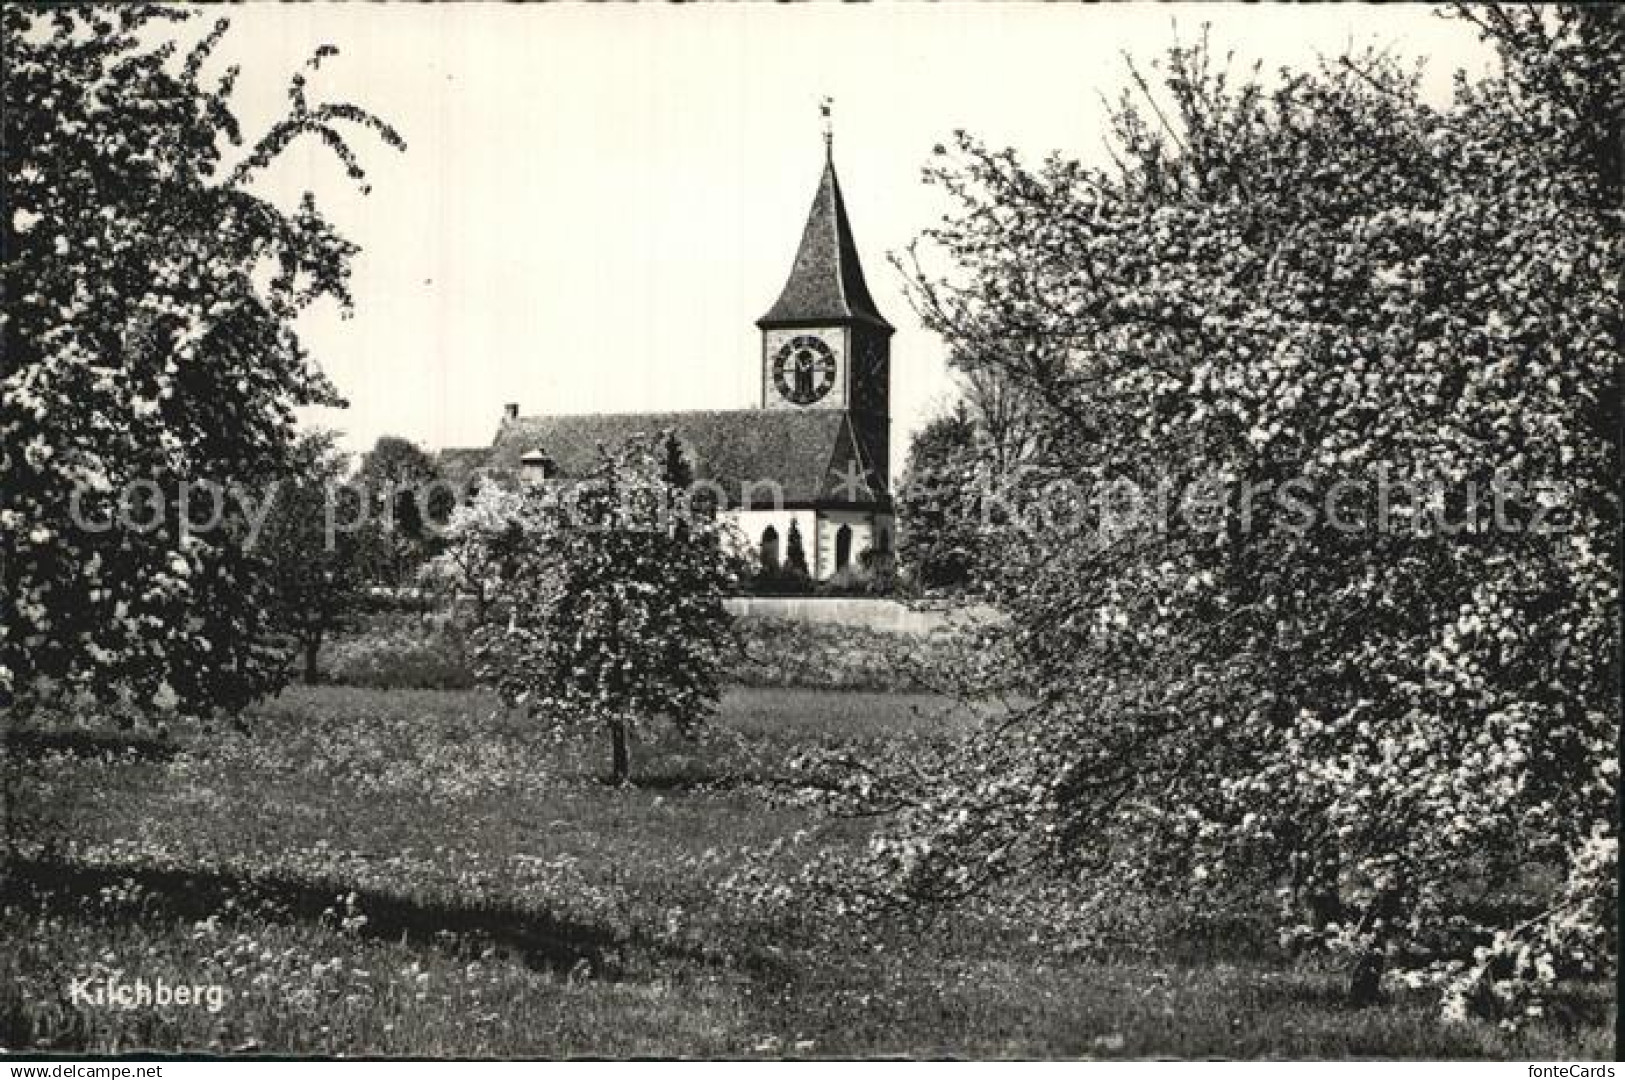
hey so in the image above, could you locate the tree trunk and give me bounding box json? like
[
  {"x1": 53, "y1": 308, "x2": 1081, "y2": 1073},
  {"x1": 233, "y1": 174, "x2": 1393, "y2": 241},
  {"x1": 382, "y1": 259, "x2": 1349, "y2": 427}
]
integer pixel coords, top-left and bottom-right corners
[
  {"x1": 1348, "y1": 947, "x2": 1385, "y2": 1007},
  {"x1": 302, "y1": 636, "x2": 322, "y2": 685},
  {"x1": 0, "y1": 694, "x2": 31, "y2": 887},
  {"x1": 1304, "y1": 885, "x2": 1345, "y2": 931},
  {"x1": 1, "y1": 702, "x2": 16, "y2": 884},
  {"x1": 1348, "y1": 890, "x2": 1399, "y2": 1006},
  {"x1": 609, "y1": 716, "x2": 631, "y2": 785}
]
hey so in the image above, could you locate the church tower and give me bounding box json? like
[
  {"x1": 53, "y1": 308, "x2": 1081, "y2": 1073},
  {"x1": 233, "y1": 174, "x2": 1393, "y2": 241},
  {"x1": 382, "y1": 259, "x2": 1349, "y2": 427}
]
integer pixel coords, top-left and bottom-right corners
[
  {"x1": 757, "y1": 113, "x2": 894, "y2": 494},
  {"x1": 470, "y1": 104, "x2": 899, "y2": 581}
]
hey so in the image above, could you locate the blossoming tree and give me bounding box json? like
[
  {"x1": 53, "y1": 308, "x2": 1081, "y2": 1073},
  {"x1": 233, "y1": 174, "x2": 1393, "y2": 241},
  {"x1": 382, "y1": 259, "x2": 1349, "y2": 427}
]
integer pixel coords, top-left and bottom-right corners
[
  {"x1": 895, "y1": 404, "x2": 991, "y2": 593},
  {"x1": 258, "y1": 430, "x2": 371, "y2": 685},
  {"x1": 422, "y1": 481, "x2": 530, "y2": 626},
  {"x1": 472, "y1": 434, "x2": 742, "y2": 785},
  {"x1": 1, "y1": 5, "x2": 402, "y2": 725},
  {"x1": 840, "y1": 7, "x2": 1620, "y2": 1021}
]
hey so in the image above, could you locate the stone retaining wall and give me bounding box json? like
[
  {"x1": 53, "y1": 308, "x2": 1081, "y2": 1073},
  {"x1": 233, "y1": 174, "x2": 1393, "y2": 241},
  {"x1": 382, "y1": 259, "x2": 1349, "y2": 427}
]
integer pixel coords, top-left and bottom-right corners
[{"x1": 722, "y1": 597, "x2": 1001, "y2": 637}]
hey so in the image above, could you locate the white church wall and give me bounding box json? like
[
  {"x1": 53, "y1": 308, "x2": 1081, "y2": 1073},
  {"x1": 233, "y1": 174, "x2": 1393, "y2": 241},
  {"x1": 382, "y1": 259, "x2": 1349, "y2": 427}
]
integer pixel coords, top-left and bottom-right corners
[
  {"x1": 729, "y1": 508, "x2": 821, "y2": 576},
  {"x1": 815, "y1": 508, "x2": 880, "y2": 578}
]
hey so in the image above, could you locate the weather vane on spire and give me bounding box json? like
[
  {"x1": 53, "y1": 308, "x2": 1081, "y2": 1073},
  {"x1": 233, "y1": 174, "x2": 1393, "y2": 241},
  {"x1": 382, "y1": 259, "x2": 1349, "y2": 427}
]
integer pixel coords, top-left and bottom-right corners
[{"x1": 820, "y1": 95, "x2": 833, "y2": 153}]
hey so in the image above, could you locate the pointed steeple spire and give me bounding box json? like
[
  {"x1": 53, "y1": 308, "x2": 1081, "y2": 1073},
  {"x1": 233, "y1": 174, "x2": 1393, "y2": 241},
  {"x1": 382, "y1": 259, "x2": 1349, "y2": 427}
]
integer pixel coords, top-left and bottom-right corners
[{"x1": 758, "y1": 104, "x2": 893, "y2": 332}]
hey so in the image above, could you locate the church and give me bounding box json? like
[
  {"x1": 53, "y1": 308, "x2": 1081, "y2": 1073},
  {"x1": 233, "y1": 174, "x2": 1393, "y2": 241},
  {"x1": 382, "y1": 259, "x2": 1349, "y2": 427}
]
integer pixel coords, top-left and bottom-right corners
[{"x1": 441, "y1": 128, "x2": 896, "y2": 582}]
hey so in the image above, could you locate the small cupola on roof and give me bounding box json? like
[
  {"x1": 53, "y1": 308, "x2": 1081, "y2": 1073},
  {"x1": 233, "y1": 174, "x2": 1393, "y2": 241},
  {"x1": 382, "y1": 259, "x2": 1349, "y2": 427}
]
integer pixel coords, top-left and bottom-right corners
[{"x1": 758, "y1": 106, "x2": 893, "y2": 334}]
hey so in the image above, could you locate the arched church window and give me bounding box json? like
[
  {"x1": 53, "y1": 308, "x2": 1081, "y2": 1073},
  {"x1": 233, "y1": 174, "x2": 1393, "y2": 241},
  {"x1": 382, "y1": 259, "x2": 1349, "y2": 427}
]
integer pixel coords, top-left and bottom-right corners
[
  {"x1": 760, "y1": 526, "x2": 780, "y2": 571},
  {"x1": 835, "y1": 524, "x2": 852, "y2": 571}
]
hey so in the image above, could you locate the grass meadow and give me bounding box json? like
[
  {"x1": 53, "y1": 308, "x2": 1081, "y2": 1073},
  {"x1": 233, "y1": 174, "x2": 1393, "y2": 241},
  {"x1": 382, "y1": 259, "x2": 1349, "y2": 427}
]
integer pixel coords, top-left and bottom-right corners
[{"x1": 2, "y1": 682, "x2": 1613, "y2": 1058}]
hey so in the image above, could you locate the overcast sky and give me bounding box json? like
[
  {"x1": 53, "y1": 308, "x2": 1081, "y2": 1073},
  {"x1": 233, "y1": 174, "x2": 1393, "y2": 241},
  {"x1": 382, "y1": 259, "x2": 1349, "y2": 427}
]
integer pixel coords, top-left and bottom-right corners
[{"x1": 211, "y1": 3, "x2": 1496, "y2": 463}]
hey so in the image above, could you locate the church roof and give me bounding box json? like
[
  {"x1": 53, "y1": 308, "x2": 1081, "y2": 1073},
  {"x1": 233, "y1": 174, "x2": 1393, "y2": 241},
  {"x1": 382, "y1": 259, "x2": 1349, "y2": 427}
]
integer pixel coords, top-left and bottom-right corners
[
  {"x1": 487, "y1": 409, "x2": 879, "y2": 506},
  {"x1": 758, "y1": 153, "x2": 893, "y2": 332}
]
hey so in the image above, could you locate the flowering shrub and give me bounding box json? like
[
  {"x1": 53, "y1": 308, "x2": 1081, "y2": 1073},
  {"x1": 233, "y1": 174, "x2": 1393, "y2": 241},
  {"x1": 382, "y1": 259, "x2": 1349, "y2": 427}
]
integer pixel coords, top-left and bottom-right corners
[
  {"x1": 315, "y1": 611, "x2": 982, "y2": 694},
  {"x1": 731, "y1": 618, "x2": 950, "y2": 692},
  {"x1": 326, "y1": 618, "x2": 474, "y2": 691}
]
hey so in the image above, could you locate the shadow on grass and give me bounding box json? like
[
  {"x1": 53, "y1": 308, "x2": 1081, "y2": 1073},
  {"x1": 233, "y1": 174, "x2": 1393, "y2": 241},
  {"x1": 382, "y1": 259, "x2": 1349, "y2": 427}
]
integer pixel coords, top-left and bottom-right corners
[
  {"x1": 5, "y1": 856, "x2": 622, "y2": 977},
  {"x1": 6, "y1": 854, "x2": 790, "y2": 985},
  {"x1": 615, "y1": 772, "x2": 760, "y2": 792},
  {"x1": 3, "y1": 854, "x2": 797, "y2": 1053},
  {"x1": 7, "y1": 729, "x2": 179, "y2": 763},
  {"x1": 1238, "y1": 959, "x2": 1613, "y2": 1037}
]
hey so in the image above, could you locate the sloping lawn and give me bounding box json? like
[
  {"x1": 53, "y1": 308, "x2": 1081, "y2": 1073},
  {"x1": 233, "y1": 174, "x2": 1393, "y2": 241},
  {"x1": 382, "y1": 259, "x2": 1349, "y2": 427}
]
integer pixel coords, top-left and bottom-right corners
[{"x1": 2, "y1": 685, "x2": 1612, "y2": 1057}]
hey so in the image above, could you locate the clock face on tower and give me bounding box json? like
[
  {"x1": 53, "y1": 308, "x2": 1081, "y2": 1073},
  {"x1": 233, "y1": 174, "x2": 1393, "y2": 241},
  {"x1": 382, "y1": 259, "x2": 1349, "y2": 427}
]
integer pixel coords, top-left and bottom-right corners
[{"x1": 771, "y1": 335, "x2": 837, "y2": 406}]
